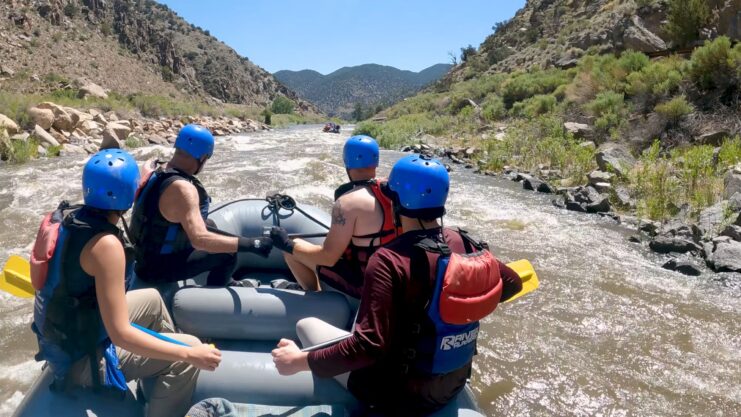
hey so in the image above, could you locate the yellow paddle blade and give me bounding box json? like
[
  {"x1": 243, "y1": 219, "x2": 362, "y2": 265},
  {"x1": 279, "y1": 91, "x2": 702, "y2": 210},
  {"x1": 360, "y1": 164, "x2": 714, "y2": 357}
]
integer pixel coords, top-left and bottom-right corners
[
  {"x1": 0, "y1": 255, "x2": 34, "y2": 298},
  {"x1": 504, "y1": 259, "x2": 540, "y2": 303}
]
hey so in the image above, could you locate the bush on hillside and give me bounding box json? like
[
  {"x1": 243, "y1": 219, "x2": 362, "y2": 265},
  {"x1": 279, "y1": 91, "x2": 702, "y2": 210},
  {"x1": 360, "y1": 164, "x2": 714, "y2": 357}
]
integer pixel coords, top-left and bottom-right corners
[
  {"x1": 511, "y1": 94, "x2": 557, "y2": 118},
  {"x1": 688, "y1": 37, "x2": 741, "y2": 93},
  {"x1": 482, "y1": 96, "x2": 506, "y2": 121},
  {"x1": 586, "y1": 91, "x2": 627, "y2": 135},
  {"x1": 271, "y1": 96, "x2": 295, "y2": 114},
  {"x1": 665, "y1": 0, "x2": 711, "y2": 47},
  {"x1": 625, "y1": 57, "x2": 684, "y2": 104},
  {"x1": 719, "y1": 136, "x2": 741, "y2": 168},
  {"x1": 655, "y1": 95, "x2": 693, "y2": 124},
  {"x1": 460, "y1": 45, "x2": 477, "y2": 63},
  {"x1": 500, "y1": 69, "x2": 573, "y2": 108},
  {"x1": 632, "y1": 141, "x2": 681, "y2": 220}
]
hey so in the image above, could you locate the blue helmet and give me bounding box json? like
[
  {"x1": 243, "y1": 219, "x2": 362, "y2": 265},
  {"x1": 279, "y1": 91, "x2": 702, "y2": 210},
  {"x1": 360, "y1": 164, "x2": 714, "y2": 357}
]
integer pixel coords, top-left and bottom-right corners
[
  {"x1": 175, "y1": 124, "x2": 214, "y2": 160},
  {"x1": 387, "y1": 155, "x2": 449, "y2": 218},
  {"x1": 343, "y1": 135, "x2": 379, "y2": 169},
  {"x1": 82, "y1": 149, "x2": 141, "y2": 211}
]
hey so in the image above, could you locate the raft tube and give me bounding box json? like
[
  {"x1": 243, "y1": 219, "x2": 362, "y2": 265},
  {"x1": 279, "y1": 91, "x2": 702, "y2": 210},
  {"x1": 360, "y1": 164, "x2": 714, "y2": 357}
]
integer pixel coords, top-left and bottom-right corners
[{"x1": 12, "y1": 198, "x2": 485, "y2": 417}]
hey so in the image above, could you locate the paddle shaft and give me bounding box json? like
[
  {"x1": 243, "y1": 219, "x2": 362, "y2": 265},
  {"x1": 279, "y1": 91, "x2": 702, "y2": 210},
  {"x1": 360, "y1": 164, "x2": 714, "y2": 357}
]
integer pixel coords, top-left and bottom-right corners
[{"x1": 207, "y1": 225, "x2": 327, "y2": 240}]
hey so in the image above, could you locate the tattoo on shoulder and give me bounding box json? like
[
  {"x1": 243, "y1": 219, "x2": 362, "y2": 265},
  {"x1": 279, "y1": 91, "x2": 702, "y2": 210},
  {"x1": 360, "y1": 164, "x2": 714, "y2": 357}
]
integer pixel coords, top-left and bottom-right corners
[{"x1": 332, "y1": 201, "x2": 347, "y2": 226}]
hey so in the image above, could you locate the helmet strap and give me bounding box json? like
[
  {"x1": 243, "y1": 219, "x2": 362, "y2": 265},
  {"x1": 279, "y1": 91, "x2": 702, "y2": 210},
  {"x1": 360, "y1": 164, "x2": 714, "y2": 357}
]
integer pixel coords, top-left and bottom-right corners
[{"x1": 193, "y1": 156, "x2": 208, "y2": 175}]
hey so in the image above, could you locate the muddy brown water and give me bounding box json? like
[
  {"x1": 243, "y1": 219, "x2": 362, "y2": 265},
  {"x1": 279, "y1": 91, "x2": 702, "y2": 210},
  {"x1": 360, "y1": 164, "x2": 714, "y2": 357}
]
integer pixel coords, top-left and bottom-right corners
[{"x1": 0, "y1": 126, "x2": 739, "y2": 416}]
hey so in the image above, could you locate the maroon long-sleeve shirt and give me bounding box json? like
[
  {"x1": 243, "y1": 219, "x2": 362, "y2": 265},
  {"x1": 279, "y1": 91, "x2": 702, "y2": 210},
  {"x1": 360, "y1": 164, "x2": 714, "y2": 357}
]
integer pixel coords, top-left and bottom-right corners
[{"x1": 308, "y1": 227, "x2": 522, "y2": 412}]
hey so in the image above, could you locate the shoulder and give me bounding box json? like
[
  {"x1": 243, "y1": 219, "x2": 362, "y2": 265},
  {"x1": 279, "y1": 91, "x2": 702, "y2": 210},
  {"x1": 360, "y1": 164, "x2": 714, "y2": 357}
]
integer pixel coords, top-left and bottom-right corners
[
  {"x1": 81, "y1": 232, "x2": 124, "y2": 272},
  {"x1": 336, "y1": 185, "x2": 375, "y2": 210},
  {"x1": 160, "y1": 177, "x2": 198, "y2": 200}
]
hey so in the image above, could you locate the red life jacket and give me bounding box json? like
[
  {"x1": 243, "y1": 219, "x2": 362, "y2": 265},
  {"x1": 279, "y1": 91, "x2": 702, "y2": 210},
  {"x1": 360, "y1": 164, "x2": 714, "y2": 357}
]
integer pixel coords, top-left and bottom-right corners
[
  {"x1": 406, "y1": 228, "x2": 503, "y2": 375},
  {"x1": 30, "y1": 201, "x2": 80, "y2": 290},
  {"x1": 333, "y1": 179, "x2": 401, "y2": 276}
]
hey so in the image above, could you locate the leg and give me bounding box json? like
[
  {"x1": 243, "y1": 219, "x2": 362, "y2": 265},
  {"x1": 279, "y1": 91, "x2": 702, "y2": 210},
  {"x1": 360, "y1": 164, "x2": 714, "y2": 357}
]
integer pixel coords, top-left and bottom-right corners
[
  {"x1": 316, "y1": 258, "x2": 363, "y2": 299},
  {"x1": 283, "y1": 252, "x2": 320, "y2": 291},
  {"x1": 296, "y1": 317, "x2": 350, "y2": 388},
  {"x1": 122, "y1": 289, "x2": 201, "y2": 417}
]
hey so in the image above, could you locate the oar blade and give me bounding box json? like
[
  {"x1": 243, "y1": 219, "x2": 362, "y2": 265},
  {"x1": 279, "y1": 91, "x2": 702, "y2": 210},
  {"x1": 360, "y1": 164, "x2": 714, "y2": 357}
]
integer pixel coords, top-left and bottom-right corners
[
  {"x1": 1, "y1": 255, "x2": 34, "y2": 298},
  {"x1": 504, "y1": 259, "x2": 540, "y2": 303}
]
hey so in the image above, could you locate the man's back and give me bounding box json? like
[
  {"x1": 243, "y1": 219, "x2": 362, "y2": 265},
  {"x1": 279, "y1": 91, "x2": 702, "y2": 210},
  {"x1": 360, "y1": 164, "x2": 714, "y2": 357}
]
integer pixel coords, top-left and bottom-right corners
[{"x1": 337, "y1": 185, "x2": 385, "y2": 248}]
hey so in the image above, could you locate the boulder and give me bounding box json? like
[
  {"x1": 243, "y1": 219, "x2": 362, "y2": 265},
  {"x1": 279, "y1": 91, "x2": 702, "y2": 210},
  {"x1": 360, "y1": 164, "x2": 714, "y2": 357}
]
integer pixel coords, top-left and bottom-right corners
[
  {"x1": 596, "y1": 142, "x2": 635, "y2": 178},
  {"x1": 614, "y1": 186, "x2": 636, "y2": 209},
  {"x1": 728, "y1": 192, "x2": 741, "y2": 212},
  {"x1": 639, "y1": 220, "x2": 659, "y2": 236},
  {"x1": 564, "y1": 122, "x2": 593, "y2": 139},
  {"x1": 10, "y1": 132, "x2": 30, "y2": 142},
  {"x1": 622, "y1": 16, "x2": 667, "y2": 52},
  {"x1": 78, "y1": 119, "x2": 101, "y2": 134},
  {"x1": 593, "y1": 182, "x2": 612, "y2": 193},
  {"x1": 93, "y1": 113, "x2": 108, "y2": 125},
  {"x1": 724, "y1": 165, "x2": 741, "y2": 199},
  {"x1": 577, "y1": 186, "x2": 610, "y2": 213},
  {"x1": 697, "y1": 202, "x2": 728, "y2": 238},
  {"x1": 720, "y1": 224, "x2": 741, "y2": 241},
  {"x1": 661, "y1": 258, "x2": 702, "y2": 276},
  {"x1": 78, "y1": 82, "x2": 108, "y2": 99},
  {"x1": 649, "y1": 236, "x2": 702, "y2": 254},
  {"x1": 36, "y1": 103, "x2": 74, "y2": 132},
  {"x1": 0, "y1": 114, "x2": 19, "y2": 134},
  {"x1": 708, "y1": 240, "x2": 741, "y2": 272},
  {"x1": 101, "y1": 129, "x2": 123, "y2": 149},
  {"x1": 60, "y1": 144, "x2": 87, "y2": 156},
  {"x1": 105, "y1": 122, "x2": 132, "y2": 141},
  {"x1": 697, "y1": 130, "x2": 730, "y2": 146},
  {"x1": 522, "y1": 176, "x2": 554, "y2": 193},
  {"x1": 579, "y1": 141, "x2": 596, "y2": 151},
  {"x1": 658, "y1": 220, "x2": 701, "y2": 242},
  {"x1": 0, "y1": 64, "x2": 14, "y2": 77},
  {"x1": 28, "y1": 107, "x2": 54, "y2": 130},
  {"x1": 33, "y1": 125, "x2": 60, "y2": 148},
  {"x1": 588, "y1": 170, "x2": 613, "y2": 186}
]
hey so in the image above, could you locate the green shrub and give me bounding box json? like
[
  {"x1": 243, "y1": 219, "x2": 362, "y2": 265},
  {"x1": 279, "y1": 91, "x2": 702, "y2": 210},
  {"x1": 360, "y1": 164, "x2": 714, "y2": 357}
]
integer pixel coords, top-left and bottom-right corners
[
  {"x1": 625, "y1": 57, "x2": 684, "y2": 101},
  {"x1": 689, "y1": 37, "x2": 741, "y2": 92},
  {"x1": 672, "y1": 144, "x2": 721, "y2": 209},
  {"x1": 500, "y1": 69, "x2": 573, "y2": 108},
  {"x1": 631, "y1": 141, "x2": 681, "y2": 220},
  {"x1": 482, "y1": 96, "x2": 506, "y2": 121},
  {"x1": 125, "y1": 136, "x2": 146, "y2": 148},
  {"x1": 618, "y1": 51, "x2": 650, "y2": 73},
  {"x1": 587, "y1": 91, "x2": 627, "y2": 134},
  {"x1": 511, "y1": 95, "x2": 557, "y2": 118},
  {"x1": 271, "y1": 96, "x2": 295, "y2": 114},
  {"x1": 354, "y1": 113, "x2": 452, "y2": 149},
  {"x1": 655, "y1": 95, "x2": 693, "y2": 124},
  {"x1": 719, "y1": 136, "x2": 741, "y2": 167},
  {"x1": 485, "y1": 115, "x2": 595, "y2": 180},
  {"x1": 665, "y1": 0, "x2": 711, "y2": 47}
]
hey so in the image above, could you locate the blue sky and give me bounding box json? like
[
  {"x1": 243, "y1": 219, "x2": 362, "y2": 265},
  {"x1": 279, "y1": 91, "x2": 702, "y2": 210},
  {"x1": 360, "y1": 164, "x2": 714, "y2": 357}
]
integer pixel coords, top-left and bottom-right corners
[{"x1": 157, "y1": 1, "x2": 525, "y2": 74}]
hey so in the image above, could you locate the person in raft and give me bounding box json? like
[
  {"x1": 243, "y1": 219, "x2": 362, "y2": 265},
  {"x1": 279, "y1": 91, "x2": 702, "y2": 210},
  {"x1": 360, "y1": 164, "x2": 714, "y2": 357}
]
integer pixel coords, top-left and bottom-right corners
[
  {"x1": 129, "y1": 124, "x2": 272, "y2": 287},
  {"x1": 30, "y1": 149, "x2": 221, "y2": 417},
  {"x1": 269, "y1": 135, "x2": 400, "y2": 297},
  {"x1": 271, "y1": 154, "x2": 523, "y2": 416}
]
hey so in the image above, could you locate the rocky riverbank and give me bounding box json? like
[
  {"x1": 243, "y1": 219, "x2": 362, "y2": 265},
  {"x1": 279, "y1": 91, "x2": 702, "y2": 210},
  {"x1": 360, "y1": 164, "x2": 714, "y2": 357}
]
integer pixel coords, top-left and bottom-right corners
[
  {"x1": 402, "y1": 128, "x2": 741, "y2": 276},
  {"x1": 0, "y1": 94, "x2": 269, "y2": 162}
]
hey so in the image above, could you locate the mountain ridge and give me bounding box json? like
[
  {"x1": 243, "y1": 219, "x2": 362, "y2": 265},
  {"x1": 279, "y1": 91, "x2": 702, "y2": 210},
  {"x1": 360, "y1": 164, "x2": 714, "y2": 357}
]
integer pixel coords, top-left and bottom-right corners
[{"x1": 274, "y1": 63, "x2": 452, "y2": 118}]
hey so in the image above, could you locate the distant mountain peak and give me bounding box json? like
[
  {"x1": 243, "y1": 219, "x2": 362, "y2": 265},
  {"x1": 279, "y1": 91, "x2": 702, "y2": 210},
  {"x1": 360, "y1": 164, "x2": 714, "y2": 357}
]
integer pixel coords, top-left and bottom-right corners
[{"x1": 274, "y1": 63, "x2": 452, "y2": 118}]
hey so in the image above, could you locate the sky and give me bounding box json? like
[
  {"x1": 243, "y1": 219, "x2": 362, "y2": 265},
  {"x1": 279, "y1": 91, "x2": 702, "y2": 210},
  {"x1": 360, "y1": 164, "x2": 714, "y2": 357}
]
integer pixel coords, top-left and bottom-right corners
[{"x1": 156, "y1": 0, "x2": 526, "y2": 75}]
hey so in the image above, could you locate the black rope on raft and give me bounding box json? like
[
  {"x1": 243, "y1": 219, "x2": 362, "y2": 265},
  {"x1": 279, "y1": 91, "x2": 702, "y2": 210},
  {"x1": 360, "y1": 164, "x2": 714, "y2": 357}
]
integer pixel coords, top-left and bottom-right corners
[{"x1": 207, "y1": 194, "x2": 330, "y2": 230}]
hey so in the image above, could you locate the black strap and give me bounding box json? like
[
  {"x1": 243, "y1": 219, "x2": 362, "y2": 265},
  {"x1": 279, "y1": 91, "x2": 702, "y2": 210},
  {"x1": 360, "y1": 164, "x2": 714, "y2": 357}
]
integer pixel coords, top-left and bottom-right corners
[{"x1": 456, "y1": 227, "x2": 487, "y2": 252}]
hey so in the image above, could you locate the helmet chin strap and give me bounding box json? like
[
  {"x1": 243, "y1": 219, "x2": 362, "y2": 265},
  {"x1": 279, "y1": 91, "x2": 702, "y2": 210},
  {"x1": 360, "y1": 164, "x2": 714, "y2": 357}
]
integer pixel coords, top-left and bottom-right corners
[{"x1": 193, "y1": 156, "x2": 208, "y2": 175}]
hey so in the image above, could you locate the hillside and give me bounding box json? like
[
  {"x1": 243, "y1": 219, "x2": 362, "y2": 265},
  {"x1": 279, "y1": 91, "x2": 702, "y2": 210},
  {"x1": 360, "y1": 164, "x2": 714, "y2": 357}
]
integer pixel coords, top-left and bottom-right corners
[
  {"x1": 274, "y1": 63, "x2": 452, "y2": 118},
  {"x1": 0, "y1": 0, "x2": 314, "y2": 111},
  {"x1": 356, "y1": 0, "x2": 741, "y2": 274}
]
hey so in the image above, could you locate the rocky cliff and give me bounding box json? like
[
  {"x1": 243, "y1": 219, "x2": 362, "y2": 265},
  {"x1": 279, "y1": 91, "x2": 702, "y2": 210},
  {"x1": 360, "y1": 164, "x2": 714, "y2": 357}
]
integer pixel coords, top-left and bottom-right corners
[
  {"x1": 0, "y1": 0, "x2": 312, "y2": 110},
  {"x1": 454, "y1": 0, "x2": 740, "y2": 78}
]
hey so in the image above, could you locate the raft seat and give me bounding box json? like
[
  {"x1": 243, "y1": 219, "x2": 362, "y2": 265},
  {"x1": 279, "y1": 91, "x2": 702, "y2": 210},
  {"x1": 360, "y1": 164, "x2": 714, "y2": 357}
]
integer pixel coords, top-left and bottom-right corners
[{"x1": 172, "y1": 287, "x2": 352, "y2": 340}]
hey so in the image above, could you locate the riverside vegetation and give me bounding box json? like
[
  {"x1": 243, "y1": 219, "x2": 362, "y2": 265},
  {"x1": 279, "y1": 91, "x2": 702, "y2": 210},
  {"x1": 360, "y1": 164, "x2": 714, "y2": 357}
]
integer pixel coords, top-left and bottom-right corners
[{"x1": 356, "y1": 34, "x2": 741, "y2": 274}]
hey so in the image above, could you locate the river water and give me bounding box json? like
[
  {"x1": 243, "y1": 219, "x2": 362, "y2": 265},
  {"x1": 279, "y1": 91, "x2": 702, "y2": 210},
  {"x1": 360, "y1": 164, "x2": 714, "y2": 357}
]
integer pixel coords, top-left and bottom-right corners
[{"x1": 0, "y1": 125, "x2": 739, "y2": 416}]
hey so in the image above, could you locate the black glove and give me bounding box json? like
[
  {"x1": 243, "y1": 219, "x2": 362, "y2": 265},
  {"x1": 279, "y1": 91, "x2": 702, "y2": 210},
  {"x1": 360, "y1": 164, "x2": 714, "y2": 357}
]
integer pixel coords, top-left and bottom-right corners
[
  {"x1": 237, "y1": 236, "x2": 273, "y2": 257},
  {"x1": 269, "y1": 226, "x2": 294, "y2": 254}
]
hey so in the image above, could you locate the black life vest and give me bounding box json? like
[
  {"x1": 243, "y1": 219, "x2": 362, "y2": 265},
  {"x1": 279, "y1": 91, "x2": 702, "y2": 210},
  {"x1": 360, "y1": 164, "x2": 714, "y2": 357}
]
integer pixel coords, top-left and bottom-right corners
[
  {"x1": 333, "y1": 178, "x2": 401, "y2": 277},
  {"x1": 31, "y1": 203, "x2": 124, "y2": 388},
  {"x1": 129, "y1": 167, "x2": 210, "y2": 281},
  {"x1": 403, "y1": 229, "x2": 503, "y2": 375}
]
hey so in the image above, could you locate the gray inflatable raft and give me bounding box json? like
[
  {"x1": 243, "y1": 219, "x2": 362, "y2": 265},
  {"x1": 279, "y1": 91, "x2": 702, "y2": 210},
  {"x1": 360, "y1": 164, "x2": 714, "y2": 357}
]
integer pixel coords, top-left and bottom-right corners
[{"x1": 13, "y1": 198, "x2": 485, "y2": 417}]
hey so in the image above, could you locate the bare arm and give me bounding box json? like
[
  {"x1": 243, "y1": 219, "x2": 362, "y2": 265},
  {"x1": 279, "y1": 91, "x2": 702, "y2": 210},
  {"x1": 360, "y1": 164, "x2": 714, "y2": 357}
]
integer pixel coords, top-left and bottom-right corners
[
  {"x1": 81, "y1": 234, "x2": 220, "y2": 370},
  {"x1": 159, "y1": 180, "x2": 237, "y2": 253},
  {"x1": 292, "y1": 198, "x2": 355, "y2": 267}
]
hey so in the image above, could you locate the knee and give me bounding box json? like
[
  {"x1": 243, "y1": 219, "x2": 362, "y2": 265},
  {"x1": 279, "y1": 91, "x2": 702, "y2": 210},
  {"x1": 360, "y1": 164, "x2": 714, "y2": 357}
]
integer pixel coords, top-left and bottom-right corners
[
  {"x1": 130, "y1": 288, "x2": 166, "y2": 311},
  {"x1": 296, "y1": 317, "x2": 322, "y2": 344},
  {"x1": 174, "y1": 334, "x2": 202, "y2": 348}
]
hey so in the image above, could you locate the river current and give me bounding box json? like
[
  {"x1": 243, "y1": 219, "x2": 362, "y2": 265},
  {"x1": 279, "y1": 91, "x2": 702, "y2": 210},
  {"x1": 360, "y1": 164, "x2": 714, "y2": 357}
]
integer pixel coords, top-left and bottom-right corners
[{"x1": 0, "y1": 125, "x2": 739, "y2": 416}]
